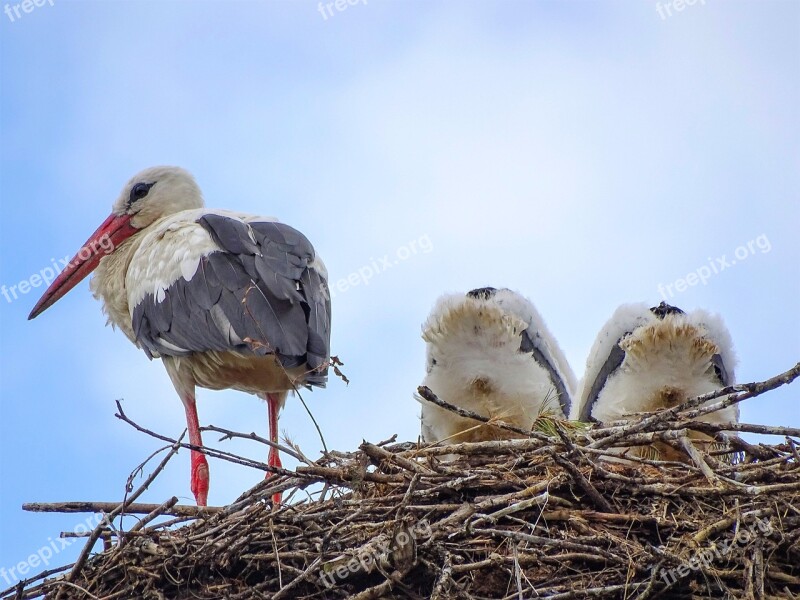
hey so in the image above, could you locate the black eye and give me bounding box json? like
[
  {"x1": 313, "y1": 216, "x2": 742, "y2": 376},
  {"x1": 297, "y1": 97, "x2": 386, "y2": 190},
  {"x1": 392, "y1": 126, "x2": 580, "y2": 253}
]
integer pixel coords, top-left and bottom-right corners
[{"x1": 129, "y1": 182, "x2": 154, "y2": 206}]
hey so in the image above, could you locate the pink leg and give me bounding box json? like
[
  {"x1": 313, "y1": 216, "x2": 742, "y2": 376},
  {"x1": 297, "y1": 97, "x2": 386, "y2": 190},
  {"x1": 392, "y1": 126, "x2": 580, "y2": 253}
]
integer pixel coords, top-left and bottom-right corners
[
  {"x1": 182, "y1": 392, "x2": 209, "y2": 507},
  {"x1": 266, "y1": 393, "x2": 283, "y2": 504}
]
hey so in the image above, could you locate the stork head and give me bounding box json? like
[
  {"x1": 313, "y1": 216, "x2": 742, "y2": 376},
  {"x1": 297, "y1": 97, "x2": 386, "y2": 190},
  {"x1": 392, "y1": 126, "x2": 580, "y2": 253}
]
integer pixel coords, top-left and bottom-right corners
[
  {"x1": 113, "y1": 166, "x2": 204, "y2": 229},
  {"x1": 28, "y1": 166, "x2": 204, "y2": 319}
]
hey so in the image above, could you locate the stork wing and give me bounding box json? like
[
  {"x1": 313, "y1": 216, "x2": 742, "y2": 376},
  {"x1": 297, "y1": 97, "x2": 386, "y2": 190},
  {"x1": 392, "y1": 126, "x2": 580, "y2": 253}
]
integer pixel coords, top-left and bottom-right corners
[
  {"x1": 491, "y1": 289, "x2": 576, "y2": 417},
  {"x1": 577, "y1": 343, "x2": 626, "y2": 422},
  {"x1": 130, "y1": 213, "x2": 330, "y2": 386},
  {"x1": 519, "y1": 329, "x2": 573, "y2": 417},
  {"x1": 575, "y1": 303, "x2": 652, "y2": 422}
]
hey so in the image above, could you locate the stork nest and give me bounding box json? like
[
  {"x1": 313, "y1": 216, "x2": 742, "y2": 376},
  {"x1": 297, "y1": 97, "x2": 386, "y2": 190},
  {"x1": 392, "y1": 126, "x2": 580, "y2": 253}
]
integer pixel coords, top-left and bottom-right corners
[{"x1": 5, "y1": 365, "x2": 800, "y2": 600}]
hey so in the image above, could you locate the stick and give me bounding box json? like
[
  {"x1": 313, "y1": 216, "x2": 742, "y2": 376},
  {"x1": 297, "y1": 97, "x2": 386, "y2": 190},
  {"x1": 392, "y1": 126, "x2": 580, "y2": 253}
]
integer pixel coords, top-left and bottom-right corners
[
  {"x1": 57, "y1": 433, "x2": 184, "y2": 597},
  {"x1": 115, "y1": 400, "x2": 294, "y2": 475},
  {"x1": 417, "y1": 386, "x2": 553, "y2": 442},
  {"x1": 22, "y1": 501, "x2": 222, "y2": 517},
  {"x1": 589, "y1": 363, "x2": 800, "y2": 449}
]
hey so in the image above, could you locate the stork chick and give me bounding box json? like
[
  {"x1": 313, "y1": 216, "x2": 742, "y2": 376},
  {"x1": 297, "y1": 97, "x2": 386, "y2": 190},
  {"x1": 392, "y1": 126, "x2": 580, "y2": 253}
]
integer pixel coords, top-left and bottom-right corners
[
  {"x1": 420, "y1": 287, "x2": 576, "y2": 445},
  {"x1": 572, "y1": 301, "x2": 737, "y2": 459},
  {"x1": 29, "y1": 166, "x2": 331, "y2": 506}
]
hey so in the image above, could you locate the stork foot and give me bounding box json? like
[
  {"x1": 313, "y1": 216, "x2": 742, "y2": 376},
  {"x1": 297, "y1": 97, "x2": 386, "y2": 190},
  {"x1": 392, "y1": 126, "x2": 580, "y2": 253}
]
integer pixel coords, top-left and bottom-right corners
[{"x1": 191, "y1": 454, "x2": 210, "y2": 507}]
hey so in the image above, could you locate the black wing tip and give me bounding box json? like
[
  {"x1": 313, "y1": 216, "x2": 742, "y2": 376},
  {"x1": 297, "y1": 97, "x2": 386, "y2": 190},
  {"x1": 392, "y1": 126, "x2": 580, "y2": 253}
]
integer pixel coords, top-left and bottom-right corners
[
  {"x1": 711, "y1": 352, "x2": 731, "y2": 386},
  {"x1": 650, "y1": 301, "x2": 685, "y2": 319},
  {"x1": 466, "y1": 286, "x2": 498, "y2": 300}
]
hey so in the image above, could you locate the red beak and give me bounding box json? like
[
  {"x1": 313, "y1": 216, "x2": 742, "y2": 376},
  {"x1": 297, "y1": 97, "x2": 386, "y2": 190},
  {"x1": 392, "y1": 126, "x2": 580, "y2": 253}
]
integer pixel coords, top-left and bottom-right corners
[{"x1": 28, "y1": 213, "x2": 139, "y2": 320}]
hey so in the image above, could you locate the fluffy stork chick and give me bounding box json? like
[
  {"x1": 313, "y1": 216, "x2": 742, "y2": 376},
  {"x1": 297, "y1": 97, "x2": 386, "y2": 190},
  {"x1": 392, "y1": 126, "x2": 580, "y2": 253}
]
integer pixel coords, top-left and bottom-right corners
[
  {"x1": 572, "y1": 301, "x2": 737, "y2": 459},
  {"x1": 420, "y1": 287, "x2": 576, "y2": 445}
]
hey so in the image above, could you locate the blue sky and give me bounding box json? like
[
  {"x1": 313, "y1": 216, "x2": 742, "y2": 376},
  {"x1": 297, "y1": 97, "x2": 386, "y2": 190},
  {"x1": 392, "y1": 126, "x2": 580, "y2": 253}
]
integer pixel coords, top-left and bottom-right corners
[{"x1": 1, "y1": 0, "x2": 798, "y2": 582}]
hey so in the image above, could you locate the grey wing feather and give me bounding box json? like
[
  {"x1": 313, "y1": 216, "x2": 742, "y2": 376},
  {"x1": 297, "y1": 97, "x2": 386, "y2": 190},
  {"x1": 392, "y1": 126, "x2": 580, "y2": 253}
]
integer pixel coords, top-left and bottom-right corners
[
  {"x1": 301, "y1": 266, "x2": 331, "y2": 377},
  {"x1": 711, "y1": 353, "x2": 731, "y2": 386},
  {"x1": 131, "y1": 214, "x2": 331, "y2": 386},
  {"x1": 520, "y1": 330, "x2": 572, "y2": 417},
  {"x1": 201, "y1": 214, "x2": 260, "y2": 255},
  {"x1": 578, "y1": 342, "x2": 626, "y2": 423}
]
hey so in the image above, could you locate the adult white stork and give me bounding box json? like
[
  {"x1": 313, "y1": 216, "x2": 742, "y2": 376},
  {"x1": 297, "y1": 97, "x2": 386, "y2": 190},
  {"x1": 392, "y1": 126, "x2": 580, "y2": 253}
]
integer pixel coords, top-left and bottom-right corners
[
  {"x1": 572, "y1": 301, "x2": 737, "y2": 459},
  {"x1": 28, "y1": 166, "x2": 331, "y2": 506},
  {"x1": 419, "y1": 287, "x2": 575, "y2": 445}
]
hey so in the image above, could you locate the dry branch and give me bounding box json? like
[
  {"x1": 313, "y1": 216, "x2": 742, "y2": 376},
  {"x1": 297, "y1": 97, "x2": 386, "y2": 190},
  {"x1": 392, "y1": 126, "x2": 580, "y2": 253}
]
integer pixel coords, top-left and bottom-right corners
[{"x1": 22, "y1": 502, "x2": 222, "y2": 518}]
